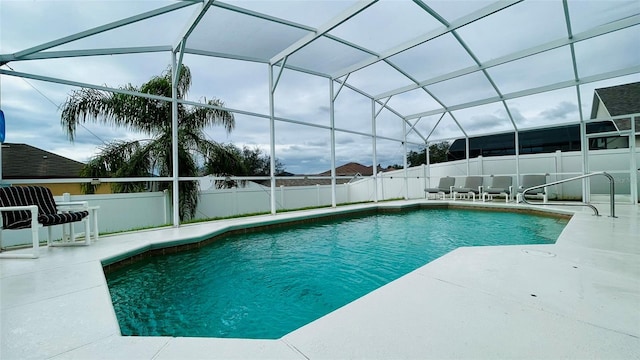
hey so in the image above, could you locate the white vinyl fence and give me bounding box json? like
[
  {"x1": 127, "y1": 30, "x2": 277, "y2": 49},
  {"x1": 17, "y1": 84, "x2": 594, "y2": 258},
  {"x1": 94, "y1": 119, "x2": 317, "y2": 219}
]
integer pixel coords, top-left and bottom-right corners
[{"x1": 2, "y1": 149, "x2": 638, "y2": 247}]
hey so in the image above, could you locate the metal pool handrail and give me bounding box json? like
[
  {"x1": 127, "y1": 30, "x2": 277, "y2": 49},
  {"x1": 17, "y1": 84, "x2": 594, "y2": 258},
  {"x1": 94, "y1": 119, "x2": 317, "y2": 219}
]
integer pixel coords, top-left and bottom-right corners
[{"x1": 521, "y1": 171, "x2": 616, "y2": 218}]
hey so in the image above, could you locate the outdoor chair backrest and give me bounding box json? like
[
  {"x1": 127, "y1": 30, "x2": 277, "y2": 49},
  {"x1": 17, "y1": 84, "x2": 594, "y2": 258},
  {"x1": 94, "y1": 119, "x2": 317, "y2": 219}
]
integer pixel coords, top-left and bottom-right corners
[
  {"x1": 490, "y1": 176, "x2": 512, "y2": 190},
  {"x1": 438, "y1": 177, "x2": 456, "y2": 190},
  {"x1": 520, "y1": 174, "x2": 547, "y2": 194},
  {"x1": 463, "y1": 176, "x2": 483, "y2": 189},
  {"x1": 0, "y1": 186, "x2": 59, "y2": 229}
]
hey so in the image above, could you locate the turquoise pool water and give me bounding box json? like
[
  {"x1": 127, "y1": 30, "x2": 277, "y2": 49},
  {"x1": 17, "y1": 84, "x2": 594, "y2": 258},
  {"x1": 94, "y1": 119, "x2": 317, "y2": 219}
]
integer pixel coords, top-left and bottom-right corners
[{"x1": 106, "y1": 208, "x2": 567, "y2": 339}]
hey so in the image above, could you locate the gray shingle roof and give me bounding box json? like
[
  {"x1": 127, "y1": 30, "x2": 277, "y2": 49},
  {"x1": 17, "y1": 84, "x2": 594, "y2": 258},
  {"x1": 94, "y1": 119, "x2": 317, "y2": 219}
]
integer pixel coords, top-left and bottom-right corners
[
  {"x1": 1, "y1": 143, "x2": 85, "y2": 179},
  {"x1": 591, "y1": 82, "x2": 640, "y2": 118}
]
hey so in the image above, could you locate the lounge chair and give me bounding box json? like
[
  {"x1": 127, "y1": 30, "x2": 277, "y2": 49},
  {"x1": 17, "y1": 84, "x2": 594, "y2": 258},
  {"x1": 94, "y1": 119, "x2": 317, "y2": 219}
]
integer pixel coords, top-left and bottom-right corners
[
  {"x1": 425, "y1": 177, "x2": 455, "y2": 200},
  {"x1": 482, "y1": 176, "x2": 513, "y2": 203},
  {"x1": 452, "y1": 176, "x2": 483, "y2": 201},
  {"x1": 516, "y1": 174, "x2": 548, "y2": 203},
  {"x1": 0, "y1": 186, "x2": 90, "y2": 259}
]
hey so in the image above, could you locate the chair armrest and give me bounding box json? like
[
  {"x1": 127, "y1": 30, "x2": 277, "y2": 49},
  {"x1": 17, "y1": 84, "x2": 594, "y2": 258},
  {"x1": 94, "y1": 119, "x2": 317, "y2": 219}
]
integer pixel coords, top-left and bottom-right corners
[
  {"x1": 0, "y1": 205, "x2": 38, "y2": 228},
  {"x1": 0, "y1": 205, "x2": 39, "y2": 212},
  {"x1": 57, "y1": 201, "x2": 89, "y2": 211}
]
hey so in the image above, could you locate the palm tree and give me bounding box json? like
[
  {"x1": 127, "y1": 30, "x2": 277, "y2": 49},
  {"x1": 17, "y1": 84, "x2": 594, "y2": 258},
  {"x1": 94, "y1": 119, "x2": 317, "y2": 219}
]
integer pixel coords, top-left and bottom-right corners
[{"x1": 61, "y1": 65, "x2": 245, "y2": 221}]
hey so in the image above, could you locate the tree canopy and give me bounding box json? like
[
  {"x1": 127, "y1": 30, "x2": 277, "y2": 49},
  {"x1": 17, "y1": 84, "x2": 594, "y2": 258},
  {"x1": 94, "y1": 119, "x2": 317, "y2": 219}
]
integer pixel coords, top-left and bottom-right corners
[
  {"x1": 406, "y1": 142, "x2": 451, "y2": 167},
  {"x1": 61, "y1": 65, "x2": 245, "y2": 221}
]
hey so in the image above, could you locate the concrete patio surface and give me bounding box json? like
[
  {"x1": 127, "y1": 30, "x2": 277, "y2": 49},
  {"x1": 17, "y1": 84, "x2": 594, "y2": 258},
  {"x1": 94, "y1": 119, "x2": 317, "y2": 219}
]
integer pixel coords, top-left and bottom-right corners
[{"x1": 1, "y1": 200, "x2": 638, "y2": 359}]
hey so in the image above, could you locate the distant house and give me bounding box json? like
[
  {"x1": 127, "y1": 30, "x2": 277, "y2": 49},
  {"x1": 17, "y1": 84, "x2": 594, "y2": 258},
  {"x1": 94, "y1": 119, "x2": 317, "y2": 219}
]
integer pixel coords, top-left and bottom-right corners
[
  {"x1": 255, "y1": 162, "x2": 386, "y2": 187},
  {"x1": 1, "y1": 143, "x2": 99, "y2": 195},
  {"x1": 591, "y1": 82, "x2": 640, "y2": 119},
  {"x1": 317, "y1": 162, "x2": 382, "y2": 177},
  {"x1": 590, "y1": 82, "x2": 640, "y2": 149},
  {"x1": 448, "y1": 82, "x2": 640, "y2": 159}
]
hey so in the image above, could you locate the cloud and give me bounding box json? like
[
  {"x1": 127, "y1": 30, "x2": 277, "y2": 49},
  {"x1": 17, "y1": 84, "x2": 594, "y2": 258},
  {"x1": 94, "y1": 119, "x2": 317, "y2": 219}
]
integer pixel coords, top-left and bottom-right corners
[
  {"x1": 538, "y1": 101, "x2": 578, "y2": 120},
  {"x1": 463, "y1": 113, "x2": 506, "y2": 132}
]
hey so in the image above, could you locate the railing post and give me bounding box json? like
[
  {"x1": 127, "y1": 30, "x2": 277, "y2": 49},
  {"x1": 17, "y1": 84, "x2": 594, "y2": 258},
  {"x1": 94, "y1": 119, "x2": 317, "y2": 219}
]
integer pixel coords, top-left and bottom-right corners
[
  {"x1": 604, "y1": 172, "x2": 616, "y2": 218},
  {"x1": 521, "y1": 171, "x2": 617, "y2": 217}
]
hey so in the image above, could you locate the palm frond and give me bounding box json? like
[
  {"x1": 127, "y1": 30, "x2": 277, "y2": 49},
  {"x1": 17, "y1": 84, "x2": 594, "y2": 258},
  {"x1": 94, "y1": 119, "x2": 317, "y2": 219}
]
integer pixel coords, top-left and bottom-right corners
[
  {"x1": 64, "y1": 64, "x2": 241, "y2": 221},
  {"x1": 182, "y1": 98, "x2": 234, "y2": 133}
]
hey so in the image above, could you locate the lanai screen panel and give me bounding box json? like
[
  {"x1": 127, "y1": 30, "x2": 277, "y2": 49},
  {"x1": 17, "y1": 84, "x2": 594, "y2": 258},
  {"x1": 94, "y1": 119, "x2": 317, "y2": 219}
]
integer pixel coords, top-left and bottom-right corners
[
  {"x1": 1, "y1": 0, "x2": 639, "y2": 174},
  {"x1": 187, "y1": 6, "x2": 312, "y2": 61},
  {"x1": 574, "y1": 27, "x2": 640, "y2": 79},
  {"x1": 386, "y1": 88, "x2": 442, "y2": 117},
  {"x1": 455, "y1": 0, "x2": 568, "y2": 63},
  {"x1": 387, "y1": 33, "x2": 478, "y2": 85},
  {"x1": 0, "y1": 1, "x2": 181, "y2": 52},
  {"x1": 326, "y1": 0, "x2": 443, "y2": 54},
  {"x1": 487, "y1": 46, "x2": 576, "y2": 96},
  {"x1": 224, "y1": 0, "x2": 361, "y2": 29},
  {"x1": 286, "y1": 36, "x2": 374, "y2": 76}
]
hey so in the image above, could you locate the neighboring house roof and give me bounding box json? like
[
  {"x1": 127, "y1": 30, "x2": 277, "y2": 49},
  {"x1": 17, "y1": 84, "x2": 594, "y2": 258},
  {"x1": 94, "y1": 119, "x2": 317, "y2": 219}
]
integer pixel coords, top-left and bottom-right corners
[
  {"x1": 318, "y1": 162, "x2": 381, "y2": 177},
  {"x1": 255, "y1": 162, "x2": 384, "y2": 187},
  {"x1": 590, "y1": 82, "x2": 640, "y2": 119},
  {"x1": 1, "y1": 143, "x2": 85, "y2": 179}
]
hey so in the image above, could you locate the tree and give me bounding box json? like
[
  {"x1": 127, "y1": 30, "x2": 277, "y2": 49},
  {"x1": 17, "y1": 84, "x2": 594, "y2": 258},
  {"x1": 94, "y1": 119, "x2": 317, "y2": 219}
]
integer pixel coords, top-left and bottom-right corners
[
  {"x1": 407, "y1": 141, "x2": 451, "y2": 166},
  {"x1": 239, "y1": 146, "x2": 286, "y2": 176},
  {"x1": 61, "y1": 65, "x2": 245, "y2": 221},
  {"x1": 203, "y1": 144, "x2": 286, "y2": 188}
]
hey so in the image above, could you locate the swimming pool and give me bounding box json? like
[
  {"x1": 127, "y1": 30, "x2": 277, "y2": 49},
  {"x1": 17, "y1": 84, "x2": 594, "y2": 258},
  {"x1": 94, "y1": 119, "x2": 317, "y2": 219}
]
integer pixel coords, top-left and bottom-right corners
[{"x1": 105, "y1": 208, "x2": 567, "y2": 339}]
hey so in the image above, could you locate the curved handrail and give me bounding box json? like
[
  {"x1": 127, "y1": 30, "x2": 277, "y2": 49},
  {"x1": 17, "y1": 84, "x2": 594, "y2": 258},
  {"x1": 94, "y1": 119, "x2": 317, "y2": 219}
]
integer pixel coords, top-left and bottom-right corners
[{"x1": 521, "y1": 171, "x2": 616, "y2": 217}]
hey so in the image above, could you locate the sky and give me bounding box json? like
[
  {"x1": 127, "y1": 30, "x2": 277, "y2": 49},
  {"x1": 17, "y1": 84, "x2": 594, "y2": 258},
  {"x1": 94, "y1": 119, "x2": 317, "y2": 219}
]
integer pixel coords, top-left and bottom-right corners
[{"x1": 0, "y1": 0, "x2": 638, "y2": 175}]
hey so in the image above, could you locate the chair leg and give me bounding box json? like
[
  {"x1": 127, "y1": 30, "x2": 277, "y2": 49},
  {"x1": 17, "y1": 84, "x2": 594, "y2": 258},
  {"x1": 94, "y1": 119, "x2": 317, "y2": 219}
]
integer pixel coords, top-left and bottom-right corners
[
  {"x1": 47, "y1": 226, "x2": 52, "y2": 246},
  {"x1": 84, "y1": 218, "x2": 90, "y2": 245}
]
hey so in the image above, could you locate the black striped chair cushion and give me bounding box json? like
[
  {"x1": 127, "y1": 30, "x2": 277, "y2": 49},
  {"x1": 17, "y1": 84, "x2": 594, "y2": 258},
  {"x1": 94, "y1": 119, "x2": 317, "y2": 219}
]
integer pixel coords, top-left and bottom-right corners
[{"x1": 0, "y1": 186, "x2": 88, "y2": 230}]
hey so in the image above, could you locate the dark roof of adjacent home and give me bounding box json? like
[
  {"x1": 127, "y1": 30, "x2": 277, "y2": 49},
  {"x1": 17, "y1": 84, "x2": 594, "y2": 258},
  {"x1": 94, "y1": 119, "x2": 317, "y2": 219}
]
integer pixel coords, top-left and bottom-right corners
[
  {"x1": 1, "y1": 143, "x2": 85, "y2": 179},
  {"x1": 591, "y1": 82, "x2": 640, "y2": 118},
  {"x1": 255, "y1": 162, "x2": 387, "y2": 187},
  {"x1": 318, "y1": 162, "x2": 381, "y2": 177}
]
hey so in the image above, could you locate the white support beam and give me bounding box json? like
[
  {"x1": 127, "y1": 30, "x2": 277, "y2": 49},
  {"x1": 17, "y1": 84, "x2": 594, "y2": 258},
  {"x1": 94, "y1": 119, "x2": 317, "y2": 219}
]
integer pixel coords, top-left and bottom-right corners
[
  {"x1": 8, "y1": 2, "x2": 196, "y2": 62},
  {"x1": 465, "y1": 136, "x2": 470, "y2": 175},
  {"x1": 405, "y1": 116, "x2": 423, "y2": 138},
  {"x1": 272, "y1": 57, "x2": 288, "y2": 93},
  {"x1": 332, "y1": 0, "x2": 522, "y2": 79},
  {"x1": 403, "y1": 119, "x2": 409, "y2": 200},
  {"x1": 371, "y1": 98, "x2": 378, "y2": 202},
  {"x1": 375, "y1": 96, "x2": 392, "y2": 117},
  {"x1": 372, "y1": 14, "x2": 640, "y2": 100},
  {"x1": 0, "y1": 46, "x2": 171, "y2": 63},
  {"x1": 211, "y1": 1, "x2": 315, "y2": 32},
  {"x1": 0, "y1": 69, "x2": 172, "y2": 102},
  {"x1": 172, "y1": 0, "x2": 215, "y2": 51},
  {"x1": 329, "y1": 78, "x2": 337, "y2": 207},
  {"x1": 515, "y1": 129, "x2": 520, "y2": 192},
  {"x1": 403, "y1": 65, "x2": 640, "y2": 121},
  {"x1": 630, "y1": 115, "x2": 638, "y2": 204},
  {"x1": 332, "y1": 77, "x2": 406, "y2": 120},
  {"x1": 425, "y1": 113, "x2": 446, "y2": 142},
  {"x1": 171, "y1": 53, "x2": 180, "y2": 227},
  {"x1": 268, "y1": 64, "x2": 277, "y2": 215},
  {"x1": 333, "y1": 74, "x2": 350, "y2": 101},
  {"x1": 270, "y1": 0, "x2": 378, "y2": 65}
]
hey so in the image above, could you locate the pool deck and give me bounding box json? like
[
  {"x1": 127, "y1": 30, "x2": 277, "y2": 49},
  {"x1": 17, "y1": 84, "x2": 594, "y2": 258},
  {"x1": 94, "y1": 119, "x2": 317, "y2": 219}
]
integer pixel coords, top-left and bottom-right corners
[{"x1": 1, "y1": 200, "x2": 639, "y2": 359}]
